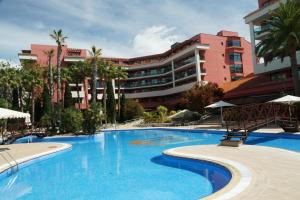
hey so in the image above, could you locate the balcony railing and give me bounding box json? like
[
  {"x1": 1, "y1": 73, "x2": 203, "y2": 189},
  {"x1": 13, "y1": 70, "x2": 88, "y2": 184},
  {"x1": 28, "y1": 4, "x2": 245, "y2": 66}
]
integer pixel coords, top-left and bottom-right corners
[
  {"x1": 254, "y1": 24, "x2": 272, "y2": 37},
  {"x1": 128, "y1": 67, "x2": 172, "y2": 78},
  {"x1": 174, "y1": 56, "x2": 195, "y2": 69},
  {"x1": 124, "y1": 78, "x2": 173, "y2": 88}
]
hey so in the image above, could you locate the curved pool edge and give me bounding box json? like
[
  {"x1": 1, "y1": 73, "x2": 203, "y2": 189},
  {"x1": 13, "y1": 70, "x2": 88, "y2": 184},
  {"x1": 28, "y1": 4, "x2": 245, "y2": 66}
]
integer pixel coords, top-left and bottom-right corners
[
  {"x1": 163, "y1": 146, "x2": 252, "y2": 200},
  {"x1": 0, "y1": 143, "x2": 72, "y2": 178}
]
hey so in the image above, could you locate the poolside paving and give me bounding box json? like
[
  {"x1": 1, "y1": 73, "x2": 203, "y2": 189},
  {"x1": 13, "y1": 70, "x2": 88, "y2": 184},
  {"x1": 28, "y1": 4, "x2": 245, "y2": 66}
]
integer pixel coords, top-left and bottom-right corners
[
  {"x1": 0, "y1": 143, "x2": 71, "y2": 174},
  {"x1": 164, "y1": 145, "x2": 300, "y2": 200}
]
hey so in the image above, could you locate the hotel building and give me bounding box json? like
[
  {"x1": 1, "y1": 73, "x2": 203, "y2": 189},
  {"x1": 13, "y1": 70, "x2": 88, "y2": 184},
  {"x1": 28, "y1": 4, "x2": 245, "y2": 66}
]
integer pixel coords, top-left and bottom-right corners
[
  {"x1": 19, "y1": 30, "x2": 253, "y2": 109},
  {"x1": 223, "y1": 0, "x2": 300, "y2": 103}
]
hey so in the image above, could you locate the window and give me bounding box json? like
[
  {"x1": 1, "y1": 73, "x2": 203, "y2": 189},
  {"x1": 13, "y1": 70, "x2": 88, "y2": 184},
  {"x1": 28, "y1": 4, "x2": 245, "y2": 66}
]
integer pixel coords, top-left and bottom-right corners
[
  {"x1": 230, "y1": 64, "x2": 243, "y2": 73},
  {"x1": 222, "y1": 54, "x2": 225, "y2": 57},
  {"x1": 223, "y1": 66, "x2": 226, "y2": 69},
  {"x1": 227, "y1": 40, "x2": 241, "y2": 47},
  {"x1": 221, "y1": 42, "x2": 224, "y2": 46},
  {"x1": 229, "y1": 53, "x2": 242, "y2": 62},
  {"x1": 224, "y1": 77, "x2": 227, "y2": 81}
]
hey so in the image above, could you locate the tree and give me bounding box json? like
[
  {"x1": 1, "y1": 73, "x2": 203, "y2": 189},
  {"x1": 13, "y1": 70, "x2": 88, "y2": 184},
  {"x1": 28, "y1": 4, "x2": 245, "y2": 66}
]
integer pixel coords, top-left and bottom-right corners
[
  {"x1": 50, "y1": 29, "x2": 67, "y2": 130},
  {"x1": 12, "y1": 88, "x2": 19, "y2": 111},
  {"x1": 61, "y1": 67, "x2": 72, "y2": 109},
  {"x1": 97, "y1": 60, "x2": 113, "y2": 125},
  {"x1": 69, "y1": 61, "x2": 90, "y2": 109},
  {"x1": 119, "y1": 93, "x2": 126, "y2": 122},
  {"x1": 179, "y1": 82, "x2": 223, "y2": 113},
  {"x1": 43, "y1": 49, "x2": 55, "y2": 113},
  {"x1": 0, "y1": 62, "x2": 20, "y2": 105},
  {"x1": 115, "y1": 66, "x2": 128, "y2": 120},
  {"x1": 256, "y1": 0, "x2": 300, "y2": 96},
  {"x1": 34, "y1": 98, "x2": 43, "y2": 123},
  {"x1": 21, "y1": 66, "x2": 43, "y2": 126},
  {"x1": 42, "y1": 84, "x2": 51, "y2": 116},
  {"x1": 64, "y1": 82, "x2": 73, "y2": 109},
  {"x1": 88, "y1": 46, "x2": 102, "y2": 103},
  {"x1": 106, "y1": 81, "x2": 116, "y2": 123}
]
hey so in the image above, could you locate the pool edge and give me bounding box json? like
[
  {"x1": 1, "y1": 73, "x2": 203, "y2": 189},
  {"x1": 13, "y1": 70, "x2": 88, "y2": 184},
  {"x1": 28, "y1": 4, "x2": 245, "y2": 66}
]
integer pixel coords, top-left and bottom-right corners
[
  {"x1": 0, "y1": 143, "x2": 72, "y2": 178},
  {"x1": 163, "y1": 146, "x2": 252, "y2": 200}
]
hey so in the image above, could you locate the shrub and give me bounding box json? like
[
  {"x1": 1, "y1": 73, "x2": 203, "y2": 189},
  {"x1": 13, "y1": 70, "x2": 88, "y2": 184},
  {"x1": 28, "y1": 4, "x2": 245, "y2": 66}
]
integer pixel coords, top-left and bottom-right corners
[
  {"x1": 157, "y1": 105, "x2": 168, "y2": 123},
  {"x1": 169, "y1": 110, "x2": 177, "y2": 116},
  {"x1": 82, "y1": 102, "x2": 103, "y2": 134},
  {"x1": 41, "y1": 113, "x2": 52, "y2": 129},
  {"x1": 143, "y1": 111, "x2": 158, "y2": 123},
  {"x1": 124, "y1": 100, "x2": 144, "y2": 121},
  {"x1": 61, "y1": 108, "x2": 83, "y2": 134}
]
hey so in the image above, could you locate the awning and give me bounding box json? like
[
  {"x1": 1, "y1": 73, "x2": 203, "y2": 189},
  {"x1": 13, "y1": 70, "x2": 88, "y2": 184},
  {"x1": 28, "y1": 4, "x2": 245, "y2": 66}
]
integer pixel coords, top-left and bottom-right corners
[{"x1": 0, "y1": 108, "x2": 31, "y2": 123}]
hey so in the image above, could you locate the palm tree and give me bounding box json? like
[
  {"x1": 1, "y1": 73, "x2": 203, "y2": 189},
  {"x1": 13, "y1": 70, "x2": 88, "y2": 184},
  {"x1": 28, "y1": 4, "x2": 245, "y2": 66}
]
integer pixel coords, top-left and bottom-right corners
[
  {"x1": 22, "y1": 66, "x2": 43, "y2": 126},
  {"x1": 88, "y1": 46, "x2": 102, "y2": 103},
  {"x1": 69, "y1": 62, "x2": 89, "y2": 109},
  {"x1": 43, "y1": 49, "x2": 55, "y2": 114},
  {"x1": 50, "y1": 29, "x2": 67, "y2": 129},
  {"x1": 115, "y1": 66, "x2": 128, "y2": 120},
  {"x1": 256, "y1": 0, "x2": 300, "y2": 96},
  {"x1": 61, "y1": 67, "x2": 72, "y2": 109},
  {"x1": 97, "y1": 60, "x2": 116, "y2": 125}
]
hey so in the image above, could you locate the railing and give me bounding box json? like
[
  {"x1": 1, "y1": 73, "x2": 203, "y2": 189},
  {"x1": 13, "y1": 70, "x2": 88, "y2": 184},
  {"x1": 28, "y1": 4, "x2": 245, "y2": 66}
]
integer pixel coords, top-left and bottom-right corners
[
  {"x1": 223, "y1": 103, "x2": 297, "y2": 133},
  {"x1": 128, "y1": 68, "x2": 172, "y2": 78}
]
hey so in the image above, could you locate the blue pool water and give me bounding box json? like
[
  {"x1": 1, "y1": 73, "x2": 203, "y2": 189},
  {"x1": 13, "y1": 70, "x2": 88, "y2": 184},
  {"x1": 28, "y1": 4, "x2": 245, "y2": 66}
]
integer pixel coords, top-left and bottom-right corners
[{"x1": 1, "y1": 129, "x2": 300, "y2": 199}]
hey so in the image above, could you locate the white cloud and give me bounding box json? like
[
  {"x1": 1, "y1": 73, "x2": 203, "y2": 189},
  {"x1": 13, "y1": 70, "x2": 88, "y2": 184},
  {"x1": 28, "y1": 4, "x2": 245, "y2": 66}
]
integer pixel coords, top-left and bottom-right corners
[{"x1": 133, "y1": 25, "x2": 182, "y2": 55}]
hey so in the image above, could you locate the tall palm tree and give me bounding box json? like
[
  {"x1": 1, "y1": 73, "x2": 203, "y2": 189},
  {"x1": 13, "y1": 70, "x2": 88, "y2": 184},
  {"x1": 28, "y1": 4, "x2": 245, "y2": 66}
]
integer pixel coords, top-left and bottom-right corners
[
  {"x1": 115, "y1": 66, "x2": 128, "y2": 120},
  {"x1": 22, "y1": 66, "x2": 43, "y2": 126},
  {"x1": 50, "y1": 29, "x2": 67, "y2": 129},
  {"x1": 69, "y1": 62, "x2": 89, "y2": 109},
  {"x1": 88, "y1": 46, "x2": 102, "y2": 103},
  {"x1": 97, "y1": 60, "x2": 113, "y2": 125},
  {"x1": 43, "y1": 49, "x2": 55, "y2": 114},
  {"x1": 256, "y1": 0, "x2": 300, "y2": 96}
]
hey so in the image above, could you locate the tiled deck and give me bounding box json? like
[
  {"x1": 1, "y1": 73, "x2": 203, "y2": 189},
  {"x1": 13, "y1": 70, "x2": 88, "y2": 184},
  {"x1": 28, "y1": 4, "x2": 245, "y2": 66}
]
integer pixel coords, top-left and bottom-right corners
[{"x1": 0, "y1": 143, "x2": 71, "y2": 174}]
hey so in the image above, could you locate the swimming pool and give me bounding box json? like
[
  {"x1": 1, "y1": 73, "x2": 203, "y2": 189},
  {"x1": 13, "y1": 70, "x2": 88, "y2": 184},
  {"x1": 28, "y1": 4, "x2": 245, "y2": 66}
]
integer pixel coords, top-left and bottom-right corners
[{"x1": 1, "y1": 129, "x2": 300, "y2": 199}]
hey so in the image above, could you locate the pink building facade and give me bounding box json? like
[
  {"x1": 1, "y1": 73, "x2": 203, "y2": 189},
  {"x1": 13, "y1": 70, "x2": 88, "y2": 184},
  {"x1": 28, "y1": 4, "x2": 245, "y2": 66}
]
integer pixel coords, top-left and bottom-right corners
[{"x1": 19, "y1": 30, "x2": 253, "y2": 110}]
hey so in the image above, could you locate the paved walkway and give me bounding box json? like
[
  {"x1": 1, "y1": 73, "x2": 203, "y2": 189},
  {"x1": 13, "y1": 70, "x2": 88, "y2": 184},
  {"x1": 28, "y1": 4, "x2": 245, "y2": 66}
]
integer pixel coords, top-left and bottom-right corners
[
  {"x1": 164, "y1": 145, "x2": 300, "y2": 200},
  {"x1": 0, "y1": 143, "x2": 71, "y2": 174}
]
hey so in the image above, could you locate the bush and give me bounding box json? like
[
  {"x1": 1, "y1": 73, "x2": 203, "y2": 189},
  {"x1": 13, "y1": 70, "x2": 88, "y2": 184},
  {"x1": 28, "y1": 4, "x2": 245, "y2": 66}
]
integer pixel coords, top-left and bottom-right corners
[
  {"x1": 61, "y1": 108, "x2": 83, "y2": 134},
  {"x1": 82, "y1": 102, "x2": 103, "y2": 134},
  {"x1": 143, "y1": 111, "x2": 158, "y2": 123},
  {"x1": 169, "y1": 110, "x2": 177, "y2": 116},
  {"x1": 124, "y1": 100, "x2": 144, "y2": 121},
  {"x1": 157, "y1": 105, "x2": 168, "y2": 123},
  {"x1": 41, "y1": 114, "x2": 52, "y2": 128}
]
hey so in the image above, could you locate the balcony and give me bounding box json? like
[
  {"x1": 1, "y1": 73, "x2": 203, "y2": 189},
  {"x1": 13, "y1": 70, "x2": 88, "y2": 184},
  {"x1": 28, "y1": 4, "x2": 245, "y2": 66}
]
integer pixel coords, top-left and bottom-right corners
[
  {"x1": 127, "y1": 67, "x2": 172, "y2": 79},
  {"x1": 254, "y1": 24, "x2": 272, "y2": 39},
  {"x1": 18, "y1": 53, "x2": 37, "y2": 61},
  {"x1": 175, "y1": 68, "x2": 196, "y2": 80},
  {"x1": 125, "y1": 78, "x2": 173, "y2": 89}
]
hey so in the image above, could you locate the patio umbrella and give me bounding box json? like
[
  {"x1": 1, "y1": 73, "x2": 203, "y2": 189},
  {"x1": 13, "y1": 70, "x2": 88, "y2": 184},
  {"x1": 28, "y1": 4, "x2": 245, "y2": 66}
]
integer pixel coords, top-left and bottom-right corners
[
  {"x1": 268, "y1": 95, "x2": 300, "y2": 121},
  {"x1": 205, "y1": 101, "x2": 236, "y2": 125}
]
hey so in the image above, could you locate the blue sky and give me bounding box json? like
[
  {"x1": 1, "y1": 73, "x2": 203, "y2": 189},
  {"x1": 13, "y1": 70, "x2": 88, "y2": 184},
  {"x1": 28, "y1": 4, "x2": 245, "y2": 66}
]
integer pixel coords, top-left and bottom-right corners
[{"x1": 0, "y1": 0, "x2": 257, "y2": 63}]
